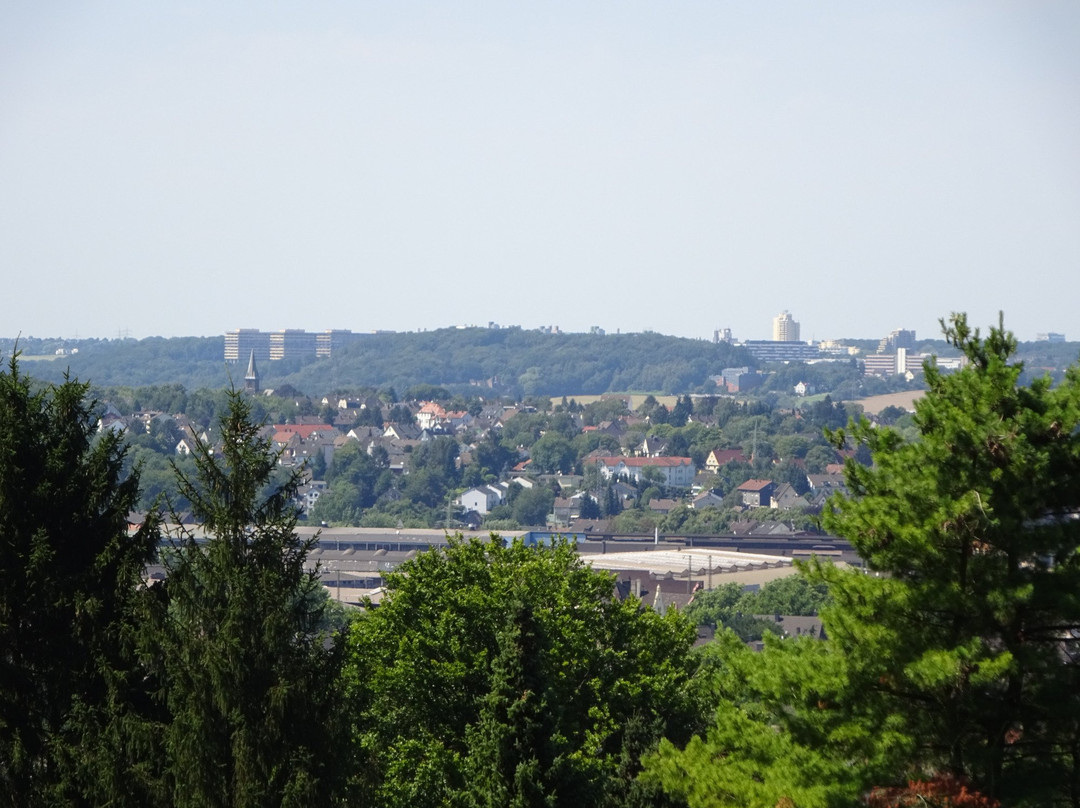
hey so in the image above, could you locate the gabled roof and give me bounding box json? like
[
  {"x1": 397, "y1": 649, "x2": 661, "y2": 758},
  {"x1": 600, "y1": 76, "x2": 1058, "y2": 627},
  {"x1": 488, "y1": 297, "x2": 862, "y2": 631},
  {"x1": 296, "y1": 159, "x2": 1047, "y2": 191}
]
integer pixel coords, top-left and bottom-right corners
[
  {"x1": 418, "y1": 401, "x2": 448, "y2": 417},
  {"x1": 706, "y1": 448, "x2": 748, "y2": 466},
  {"x1": 595, "y1": 456, "x2": 693, "y2": 468},
  {"x1": 272, "y1": 424, "x2": 336, "y2": 440},
  {"x1": 737, "y1": 478, "x2": 774, "y2": 492}
]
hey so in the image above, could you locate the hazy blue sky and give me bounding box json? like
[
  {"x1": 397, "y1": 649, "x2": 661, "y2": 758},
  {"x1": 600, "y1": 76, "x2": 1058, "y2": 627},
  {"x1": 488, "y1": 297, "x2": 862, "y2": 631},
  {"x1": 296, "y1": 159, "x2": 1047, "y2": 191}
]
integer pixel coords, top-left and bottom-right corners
[{"x1": 3, "y1": 2, "x2": 1078, "y2": 342}]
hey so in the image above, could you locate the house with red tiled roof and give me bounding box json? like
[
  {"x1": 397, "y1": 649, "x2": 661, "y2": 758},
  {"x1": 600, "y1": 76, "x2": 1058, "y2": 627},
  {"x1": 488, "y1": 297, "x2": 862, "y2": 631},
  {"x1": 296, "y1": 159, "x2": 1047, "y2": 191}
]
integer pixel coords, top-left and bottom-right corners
[
  {"x1": 272, "y1": 423, "x2": 337, "y2": 441},
  {"x1": 736, "y1": 479, "x2": 775, "y2": 508},
  {"x1": 594, "y1": 456, "x2": 696, "y2": 488},
  {"x1": 704, "y1": 447, "x2": 748, "y2": 474},
  {"x1": 415, "y1": 401, "x2": 448, "y2": 430}
]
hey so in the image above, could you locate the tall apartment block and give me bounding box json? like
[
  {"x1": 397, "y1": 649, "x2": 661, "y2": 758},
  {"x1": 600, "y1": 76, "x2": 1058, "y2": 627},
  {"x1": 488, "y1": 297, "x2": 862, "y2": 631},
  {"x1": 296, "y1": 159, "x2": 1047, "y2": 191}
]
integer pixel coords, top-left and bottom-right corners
[
  {"x1": 224, "y1": 329, "x2": 272, "y2": 363},
  {"x1": 878, "y1": 329, "x2": 916, "y2": 353},
  {"x1": 772, "y1": 311, "x2": 800, "y2": 342},
  {"x1": 269, "y1": 329, "x2": 317, "y2": 360},
  {"x1": 225, "y1": 329, "x2": 364, "y2": 361}
]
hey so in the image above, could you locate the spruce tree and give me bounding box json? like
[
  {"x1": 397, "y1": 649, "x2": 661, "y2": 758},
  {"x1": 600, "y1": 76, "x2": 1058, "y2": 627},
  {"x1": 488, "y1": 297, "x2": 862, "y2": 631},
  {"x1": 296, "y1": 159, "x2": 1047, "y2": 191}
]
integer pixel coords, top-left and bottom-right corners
[
  {"x1": 146, "y1": 389, "x2": 346, "y2": 807},
  {"x1": 0, "y1": 355, "x2": 157, "y2": 806}
]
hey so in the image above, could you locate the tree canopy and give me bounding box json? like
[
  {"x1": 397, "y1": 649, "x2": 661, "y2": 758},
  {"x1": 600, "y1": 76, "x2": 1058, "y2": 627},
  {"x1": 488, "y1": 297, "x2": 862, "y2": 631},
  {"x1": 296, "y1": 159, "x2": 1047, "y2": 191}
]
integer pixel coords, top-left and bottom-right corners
[
  {"x1": 346, "y1": 535, "x2": 703, "y2": 807},
  {"x1": 646, "y1": 314, "x2": 1080, "y2": 807},
  {"x1": 143, "y1": 390, "x2": 347, "y2": 806},
  {"x1": 0, "y1": 356, "x2": 158, "y2": 806}
]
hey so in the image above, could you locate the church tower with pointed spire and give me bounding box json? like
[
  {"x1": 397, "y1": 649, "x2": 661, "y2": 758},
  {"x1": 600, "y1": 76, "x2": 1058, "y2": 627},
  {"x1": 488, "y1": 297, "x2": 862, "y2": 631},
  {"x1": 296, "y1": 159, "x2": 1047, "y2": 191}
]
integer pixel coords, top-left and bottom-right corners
[{"x1": 244, "y1": 350, "x2": 260, "y2": 393}]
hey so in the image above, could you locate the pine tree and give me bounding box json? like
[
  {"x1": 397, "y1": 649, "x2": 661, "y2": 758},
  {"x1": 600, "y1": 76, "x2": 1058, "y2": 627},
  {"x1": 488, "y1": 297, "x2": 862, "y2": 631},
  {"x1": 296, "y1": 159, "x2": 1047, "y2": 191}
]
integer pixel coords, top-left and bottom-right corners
[
  {"x1": 0, "y1": 355, "x2": 158, "y2": 806},
  {"x1": 146, "y1": 389, "x2": 346, "y2": 807},
  {"x1": 818, "y1": 313, "x2": 1080, "y2": 803},
  {"x1": 644, "y1": 314, "x2": 1080, "y2": 807}
]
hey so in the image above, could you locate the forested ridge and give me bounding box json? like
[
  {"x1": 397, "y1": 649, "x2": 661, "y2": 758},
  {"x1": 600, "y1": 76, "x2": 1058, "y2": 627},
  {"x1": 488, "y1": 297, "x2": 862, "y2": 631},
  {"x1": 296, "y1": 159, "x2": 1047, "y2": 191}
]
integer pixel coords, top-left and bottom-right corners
[
  {"x1": 8, "y1": 327, "x2": 1077, "y2": 397},
  {"x1": 3, "y1": 315, "x2": 1080, "y2": 806},
  {"x1": 5, "y1": 328, "x2": 750, "y2": 395}
]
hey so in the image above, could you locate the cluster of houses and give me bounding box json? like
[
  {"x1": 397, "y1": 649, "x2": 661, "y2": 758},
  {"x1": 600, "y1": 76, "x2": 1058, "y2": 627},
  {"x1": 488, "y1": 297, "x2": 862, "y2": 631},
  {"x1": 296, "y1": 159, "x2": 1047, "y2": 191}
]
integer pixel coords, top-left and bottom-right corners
[{"x1": 100, "y1": 391, "x2": 850, "y2": 530}]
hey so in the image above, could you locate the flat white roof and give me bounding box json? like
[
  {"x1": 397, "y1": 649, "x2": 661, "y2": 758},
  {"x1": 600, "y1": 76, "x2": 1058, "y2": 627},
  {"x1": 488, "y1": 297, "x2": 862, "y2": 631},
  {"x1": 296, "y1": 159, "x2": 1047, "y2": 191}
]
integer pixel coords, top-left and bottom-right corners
[{"x1": 584, "y1": 548, "x2": 792, "y2": 577}]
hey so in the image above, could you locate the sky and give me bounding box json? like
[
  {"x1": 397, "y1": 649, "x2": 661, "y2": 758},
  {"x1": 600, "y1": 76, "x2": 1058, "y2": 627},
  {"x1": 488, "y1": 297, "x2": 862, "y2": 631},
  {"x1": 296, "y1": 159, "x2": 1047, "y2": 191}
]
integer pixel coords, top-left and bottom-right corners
[{"x1": 2, "y1": 2, "x2": 1079, "y2": 343}]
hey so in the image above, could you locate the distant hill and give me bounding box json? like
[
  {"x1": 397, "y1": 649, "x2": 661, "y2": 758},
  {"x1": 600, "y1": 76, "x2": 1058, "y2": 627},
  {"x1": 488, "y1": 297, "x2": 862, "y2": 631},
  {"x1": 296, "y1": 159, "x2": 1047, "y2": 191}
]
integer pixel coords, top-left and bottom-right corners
[
  {"x1": 7, "y1": 328, "x2": 750, "y2": 397},
  {"x1": 7, "y1": 330, "x2": 1075, "y2": 397}
]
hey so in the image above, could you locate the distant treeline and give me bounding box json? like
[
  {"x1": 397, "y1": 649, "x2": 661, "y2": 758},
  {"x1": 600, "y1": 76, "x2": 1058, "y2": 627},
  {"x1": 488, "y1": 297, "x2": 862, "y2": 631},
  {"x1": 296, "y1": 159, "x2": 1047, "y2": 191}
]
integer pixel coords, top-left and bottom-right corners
[
  {"x1": 10, "y1": 329, "x2": 750, "y2": 396},
  {"x1": 7, "y1": 328, "x2": 1077, "y2": 396}
]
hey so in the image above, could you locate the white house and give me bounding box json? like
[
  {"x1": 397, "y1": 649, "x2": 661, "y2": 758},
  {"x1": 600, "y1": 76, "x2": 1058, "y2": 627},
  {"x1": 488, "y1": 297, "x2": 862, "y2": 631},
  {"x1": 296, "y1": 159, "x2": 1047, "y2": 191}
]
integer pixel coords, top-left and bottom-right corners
[
  {"x1": 458, "y1": 485, "x2": 505, "y2": 514},
  {"x1": 594, "y1": 456, "x2": 696, "y2": 488}
]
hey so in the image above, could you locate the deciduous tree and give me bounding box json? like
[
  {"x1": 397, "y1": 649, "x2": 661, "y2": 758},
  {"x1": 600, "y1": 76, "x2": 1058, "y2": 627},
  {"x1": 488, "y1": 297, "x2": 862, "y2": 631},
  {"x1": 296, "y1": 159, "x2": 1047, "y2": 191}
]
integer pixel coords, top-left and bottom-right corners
[{"x1": 347, "y1": 536, "x2": 701, "y2": 807}]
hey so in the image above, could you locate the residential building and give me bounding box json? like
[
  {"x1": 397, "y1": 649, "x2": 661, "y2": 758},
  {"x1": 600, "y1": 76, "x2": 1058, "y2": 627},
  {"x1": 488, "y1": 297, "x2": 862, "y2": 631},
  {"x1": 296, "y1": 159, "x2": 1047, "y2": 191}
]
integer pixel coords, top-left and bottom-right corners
[
  {"x1": 737, "y1": 479, "x2": 775, "y2": 508},
  {"x1": 269, "y1": 329, "x2": 318, "y2": 361},
  {"x1": 772, "y1": 311, "x2": 800, "y2": 342},
  {"x1": 594, "y1": 456, "x2": 696, "y2": 488},
  {"x1": 863, "y1": 353, "x2": 901, "y2": 377},
  {"x1": 877, "y1": 329, "x2": 916, "y2": 353},
  {"x1": 224, "y1": 329, "x2": 271, "y2": 363},
  {"x1": 459, "y1": 485, "x2": 505, "y2": 515},
  {"x1": 315, "y1": 329, "x2": 363, "y2": 358},
  {"x1": 740, "y1": 341, "x2": 820, "y2": 363},
  {"x1": 704, "y1": 448, "x2": 748, "y2": 474},
  {"x1": 770, "y1": 483, "x2": 805, "y2": 510}
]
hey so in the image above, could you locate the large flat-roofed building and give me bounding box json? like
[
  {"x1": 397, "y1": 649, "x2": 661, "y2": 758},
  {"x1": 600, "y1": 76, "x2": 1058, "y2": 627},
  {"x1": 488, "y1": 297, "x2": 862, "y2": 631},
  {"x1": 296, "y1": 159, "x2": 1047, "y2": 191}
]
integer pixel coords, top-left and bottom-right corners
[
  {"x1": 269, "y1": 329, "x2": 318, "y2": 360},
  {"x1": 226, "y1": 328, "x2": 356, "y2": 361},
  {"x1": 315, "y1": 329, "x2": 363, "y2": 358},
  {"x1": 224, "y1": 329, "x2": 271, "y2": 363},
  {"x1": 740, "y1": 341, "x2": 820, "y2": 363},
  {"x1": 863, "y1": 353, "x2": 901, "y2": 377}
]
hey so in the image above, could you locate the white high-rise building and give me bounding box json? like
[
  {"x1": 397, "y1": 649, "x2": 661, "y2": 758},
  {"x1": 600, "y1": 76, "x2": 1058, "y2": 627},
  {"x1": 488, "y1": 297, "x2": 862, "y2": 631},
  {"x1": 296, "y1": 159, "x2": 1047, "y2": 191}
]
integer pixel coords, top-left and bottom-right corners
[{"x1": 772, "y1": 311, "x2": 800, "y2": 342}]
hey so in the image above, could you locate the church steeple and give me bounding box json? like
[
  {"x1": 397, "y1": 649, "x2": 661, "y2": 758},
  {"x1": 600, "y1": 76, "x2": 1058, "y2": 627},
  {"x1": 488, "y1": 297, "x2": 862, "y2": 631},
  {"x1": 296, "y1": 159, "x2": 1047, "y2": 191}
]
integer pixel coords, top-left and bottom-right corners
[{"x1": 244, "y1": 350, "x2": 260, "y2": 393}]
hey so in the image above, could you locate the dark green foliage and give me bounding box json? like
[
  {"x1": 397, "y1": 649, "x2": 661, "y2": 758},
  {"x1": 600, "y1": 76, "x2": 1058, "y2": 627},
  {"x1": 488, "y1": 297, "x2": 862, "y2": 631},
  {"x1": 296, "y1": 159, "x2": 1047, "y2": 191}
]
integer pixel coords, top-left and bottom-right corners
[
  {"x1": 683, "y1": 575, "x2": 828, "y2": 643},
  {"x1": 0, "y1": 356, "x2": 158, "y2": 806},
  {"x1": 646, "y1": 314, "x2": 1080, "y2": 807},
  {"x1": 283, "y1": 328, "x2": 748, "y2": 397},
  {"x1": 144, "y1": 390, "x2": 346, "y2": 807},
  {"x1": 510, "y1": 485, "x2": 556, "y2": 526},
  {"x1": 529, "y1": 432, "x2": 576, "y2": 474},
  {"x1": 817, "y1": 314, "x2": 1080, "y2": 803},
  {"x1": 18, "y1": 336, "x2": 228, "y2": 388},
  {"x1": 643, "y1": 633, "x2": 881, "y2": 807},
  {"x1": 742, "y1": 574, "x2": 830, "y2": 617},
  {"x1": 347, "y1": 536, "x2": 702, "y2": 808}
]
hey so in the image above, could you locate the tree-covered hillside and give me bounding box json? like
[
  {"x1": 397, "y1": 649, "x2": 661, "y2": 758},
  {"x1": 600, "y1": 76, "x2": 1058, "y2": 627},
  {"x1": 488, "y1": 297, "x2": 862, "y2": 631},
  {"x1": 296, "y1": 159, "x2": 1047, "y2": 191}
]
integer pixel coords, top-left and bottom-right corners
[
  {"x1": 9, "y1": 329, "x2": 750, "y2": 396},
  {"x1": 7, "y1": 328, "x2": 1077, "y2": 398},
  {"x1": 285, "y1": 328, "x2": 749, "y2": 396}
]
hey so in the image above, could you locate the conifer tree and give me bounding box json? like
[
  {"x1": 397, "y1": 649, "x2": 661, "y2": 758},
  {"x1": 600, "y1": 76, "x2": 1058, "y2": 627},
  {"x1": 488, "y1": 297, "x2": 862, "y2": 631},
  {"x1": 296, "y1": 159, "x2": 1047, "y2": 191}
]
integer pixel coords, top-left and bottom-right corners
[
  {"x1": 818, "y1": 313, "x2": 1080, "y2": 803},
  {"x1": 0, "y1": 355, "x2": 157, "y2": 806},
  {"x1": 645, "y1": 314, "x2": 1080, "y2": 807},
  {"x1": 145, "y1": 389, "x2": 346, "y2": 807}
]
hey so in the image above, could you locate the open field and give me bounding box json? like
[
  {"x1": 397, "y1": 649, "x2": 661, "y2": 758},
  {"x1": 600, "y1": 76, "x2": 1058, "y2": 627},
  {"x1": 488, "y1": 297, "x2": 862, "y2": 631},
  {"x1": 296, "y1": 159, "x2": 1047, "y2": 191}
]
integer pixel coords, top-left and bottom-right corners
[{"x1": 853, "y1": 390, "x2": 925, "y2": 415}]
